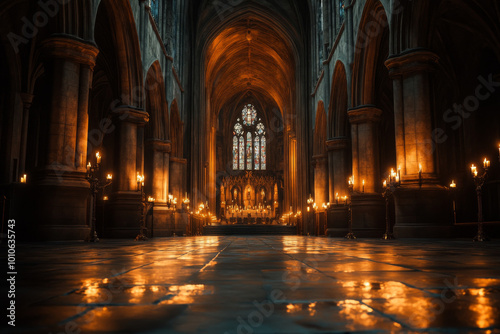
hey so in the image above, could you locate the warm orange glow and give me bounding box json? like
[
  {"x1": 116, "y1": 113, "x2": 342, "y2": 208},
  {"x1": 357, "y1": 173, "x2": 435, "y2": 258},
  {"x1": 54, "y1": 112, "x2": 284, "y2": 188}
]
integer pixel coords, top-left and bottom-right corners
[
  {"x1": 96, "y1": 152, "x2": 101, "y2": 164},
  {"x1": 450, "y1": 180, "x2": 456, "y2": 188},
  {"x1": 106, "y1": 174, "x2": 112, "y2": 180},
  {"x1": 483, "y1": 158, "x2": 490, "y2": 168}
]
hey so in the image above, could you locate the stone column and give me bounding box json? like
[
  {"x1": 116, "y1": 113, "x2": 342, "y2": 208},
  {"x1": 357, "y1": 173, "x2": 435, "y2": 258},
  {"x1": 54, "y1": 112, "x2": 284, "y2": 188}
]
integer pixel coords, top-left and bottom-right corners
[
  {"x1": 146, "y1": 139, "x2": 173, "y2": 237},
  {"x1": 106, "y1": 106, "x2": 149, "y2": 238},
  {"x1": 19, "y1": 93, "x2": 34, "y2": 174},
  {"x1": 325, "y1": 137, "x2": 350, "y2": 236},
  {"x1": 385, "y1": 49, "x2": 452, "y2": 237},
  {"x1": 348, "y1": 106, "x2": 382, "y2": 193},
  {"x1": 326, "y1": 137, "x2": 350, "y2": 200},
  {"x1": 33, "y1": 36, "x2": 98, "y2": 240},
  {"x1": 347, "y1": 106, "x2": 385, "y2": 237},
  {"x1": 312, "y1": 154, "x2": 328, "y2": 206}
]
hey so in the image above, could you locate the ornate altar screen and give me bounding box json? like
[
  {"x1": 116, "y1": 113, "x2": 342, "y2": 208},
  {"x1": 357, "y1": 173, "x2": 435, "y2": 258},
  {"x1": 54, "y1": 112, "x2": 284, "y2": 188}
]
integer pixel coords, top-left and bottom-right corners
[{"x1": 220, "y1": 171, "x2": 281, "y2": 224}]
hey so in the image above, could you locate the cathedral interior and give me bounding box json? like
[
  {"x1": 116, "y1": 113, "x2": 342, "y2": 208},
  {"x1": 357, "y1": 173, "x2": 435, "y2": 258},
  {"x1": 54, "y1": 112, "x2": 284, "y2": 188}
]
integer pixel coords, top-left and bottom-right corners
[{"x1": 1, "y1": 0, "x2": 500, "y2": 332}]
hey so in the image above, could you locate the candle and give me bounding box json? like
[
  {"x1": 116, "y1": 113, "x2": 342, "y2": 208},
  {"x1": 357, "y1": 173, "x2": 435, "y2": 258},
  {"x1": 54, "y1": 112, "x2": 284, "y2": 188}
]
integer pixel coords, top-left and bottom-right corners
[
  {"x1": 471, "y1": 164, "x2": 477, "y2": 176},
  {"x1": 483, "y1": 158, "x2": 490, "y2": 168},
  {"x1": 96, "y1": 152, "x2": 101, "y2": 164},
  {"x1": 450, "y1": 180, "x2": 456, "y2": 188},
  {"x1": 419, "y1": 164, "x2": 423, "y2": 173},
  {"x1": 362, "y1": 180, "x2": 365, "y2": 193},
  {"x1": 397, "y1": 166, "x2": 401, "y2": 182},
  {"x1": 20, "y1": 174, "x2": 27, "y2": 183},
  {"x1": 103, "y1": 196, "x2": 109, "y2": 201},
  {"x1": 336, "y1": 193, "x2": 339, "y2": 204},
  {"x1": 107, "y1": 174, "x2": 112, "y2": 180},
  {"x1": 87, "y1": 162, "x2": 91, "y2": 171},
  {"x1": 383, "y1": 180, "x2": 387, "y2": 188}
]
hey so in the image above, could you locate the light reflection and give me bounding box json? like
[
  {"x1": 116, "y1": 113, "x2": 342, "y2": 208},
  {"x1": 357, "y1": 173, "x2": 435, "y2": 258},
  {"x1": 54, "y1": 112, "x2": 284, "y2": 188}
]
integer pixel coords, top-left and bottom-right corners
[
  {"x1": 162, "y1": 284, "x2": 210, "y2": 304},
  {"x1": 463, "y1": 288, "x2": 495, "y2": 328},
  {"x1": 338, "y1": 299, "x2": 378, "y2": 329},
  {"x1": 286, "y1": 303, "x2": 303, "y2": 313},
  {"x1": 308, "y1": 302, "x2": 317, "y2": 316}
]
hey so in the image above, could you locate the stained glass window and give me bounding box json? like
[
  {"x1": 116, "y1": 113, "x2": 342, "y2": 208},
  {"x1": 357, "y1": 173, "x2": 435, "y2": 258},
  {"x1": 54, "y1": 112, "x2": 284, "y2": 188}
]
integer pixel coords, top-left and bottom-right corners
[
  {"x1": 232, "y1": 136, "x2": 238, "y2": 170},
  {"x1": 239, "y1": 136, "x2": 244, "y2": 170},
  {"x1": 246, "y1": 132, "x2": 252, "y2": 170},
  {"x1": 254, "y1": 136, "x2": 260, "y2": 170},
  {"x1": 260, "y1": 137, "x2": 266, "y2": 170},
  {"x1": 234, "y1": 123, "x2": 243, "y2": 136},
  {"x1": 232, "y1": 105, "x2": 266, "y2": 171},
  {"x1": 242, "y1": 104, "x2": 257, "y2": 126},
  {"x1": 257, "y1": 123, "x2": 265, "y2": 135}
]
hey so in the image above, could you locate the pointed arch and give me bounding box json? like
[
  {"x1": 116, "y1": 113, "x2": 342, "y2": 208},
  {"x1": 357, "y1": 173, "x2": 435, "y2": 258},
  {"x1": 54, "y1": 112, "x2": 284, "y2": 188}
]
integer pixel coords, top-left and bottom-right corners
[
  {"x1": 351, "y1": 0, "x2": 389, "y2": 107},
  {"x1": 170, "y1": 99, "x2": 183, "y2": 158},
  {"x1": 328, "y1": 61, "x2": 348, "y2": 138},
  {"x1": 313, "y1": 101, "x2": 327, "y2": 156},
  {"x1": 145, "y1": 61, "x2": 168, "y2": 141},
  {"x1": 93, "y1": 0, "x2": 143, "y2": 107}
]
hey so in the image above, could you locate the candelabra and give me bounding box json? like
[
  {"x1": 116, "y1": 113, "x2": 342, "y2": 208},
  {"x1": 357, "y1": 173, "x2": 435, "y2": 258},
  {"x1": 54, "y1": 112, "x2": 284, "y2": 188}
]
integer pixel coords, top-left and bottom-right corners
[
  {"x1": 85, "y1": 152, "x2": 112, "y2": 242},
  {"x1": 448, "y1": 180, "x2": 457, "y2": 225},
  {"x1": 345, "y1": 178, "x2": 356, "y2": 240},
  {"x1": 470, "y1": 161, "x2": 489, "y2": 242},
  {"x1": 135, "y1": 174, "x2": 154, "y2": 241},
  {"x1": 381, "y1": 168, "x2": 401, "y2": 240},
  {"x1": 321, "y1": 203, "x2": 330, "y2": 236}
]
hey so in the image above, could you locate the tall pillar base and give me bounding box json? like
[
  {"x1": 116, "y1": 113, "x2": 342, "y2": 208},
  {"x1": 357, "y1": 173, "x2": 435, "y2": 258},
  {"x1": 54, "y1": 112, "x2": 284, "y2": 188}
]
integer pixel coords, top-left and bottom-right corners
[
  {"x1": 105, "y1": 191, "x2": 142, "y2": 238},
  {"x1": 32, "y1": 173, "x2": 90, "y2": 241},
  {"x1": 326, "y1": 205, "x2": 349, "y2": 237},
  {"x1": 393, "y1": 185, "x2": 452, "y2": 238},
  {"x1": 149, "y1": 205, "x2": 176, "y2": 237},
  {"x1": 351, "y1": 193, "x2": 385, "y2": 237}
]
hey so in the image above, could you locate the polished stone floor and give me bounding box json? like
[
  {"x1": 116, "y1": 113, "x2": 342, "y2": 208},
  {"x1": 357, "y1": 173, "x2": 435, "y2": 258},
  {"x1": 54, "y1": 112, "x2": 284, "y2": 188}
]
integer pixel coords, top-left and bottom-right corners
[{"x1": 2, "y1": 236, "x2": 500, "y2": 333}]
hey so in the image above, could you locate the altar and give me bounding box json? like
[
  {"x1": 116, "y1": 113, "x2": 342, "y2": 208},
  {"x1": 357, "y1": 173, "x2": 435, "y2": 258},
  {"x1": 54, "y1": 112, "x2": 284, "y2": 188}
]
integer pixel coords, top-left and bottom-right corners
[{"x1": 220, "y1": 171, "x2": 282, "y2": 223}]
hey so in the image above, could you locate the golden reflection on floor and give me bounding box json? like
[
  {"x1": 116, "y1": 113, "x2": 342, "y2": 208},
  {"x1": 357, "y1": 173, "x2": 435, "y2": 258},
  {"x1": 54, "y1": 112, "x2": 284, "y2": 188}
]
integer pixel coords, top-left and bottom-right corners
[{"x1": 13, "y1": 236, "x2": 500, "y2": 333}]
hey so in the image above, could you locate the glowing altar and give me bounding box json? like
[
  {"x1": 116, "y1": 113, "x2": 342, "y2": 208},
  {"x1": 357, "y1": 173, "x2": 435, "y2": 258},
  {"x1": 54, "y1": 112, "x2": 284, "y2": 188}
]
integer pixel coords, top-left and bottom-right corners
[{"x1": 220, "y1": 171, "x2": 282, "y2": 223}]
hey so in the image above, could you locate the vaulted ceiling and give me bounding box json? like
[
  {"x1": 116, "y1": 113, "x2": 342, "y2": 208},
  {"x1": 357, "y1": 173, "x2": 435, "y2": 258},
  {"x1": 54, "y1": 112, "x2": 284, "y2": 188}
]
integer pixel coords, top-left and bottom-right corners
[{"x1": 193, "y1": 0, "x2": 310, "y2": 123}]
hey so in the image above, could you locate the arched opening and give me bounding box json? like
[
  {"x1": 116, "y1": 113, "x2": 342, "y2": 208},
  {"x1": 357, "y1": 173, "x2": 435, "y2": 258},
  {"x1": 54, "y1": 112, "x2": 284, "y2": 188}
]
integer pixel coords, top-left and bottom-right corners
[
  {"x1": 313, "y1": 101, "x2": 327, "y2": 207},
  {"x1": 90, "y1": 0, "x2": 146, "y2": 238},
  {"x1": 328, "y1": 61, "x2": 351, "y2": 200},
  {"x1": 431, "y1": 0, "x2": 500, "y2": 225},
  {"x1": 198, "y1": 5, "x2": 302, "y2": 222},
  {"x1": 351, "y1": 0, "x2": 395, "y2": 193}
]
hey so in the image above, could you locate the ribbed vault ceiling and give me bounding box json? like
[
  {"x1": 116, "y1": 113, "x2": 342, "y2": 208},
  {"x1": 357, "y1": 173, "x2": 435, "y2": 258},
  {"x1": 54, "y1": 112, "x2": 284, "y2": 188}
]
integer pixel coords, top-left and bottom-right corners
[{"x1": 204, "y1": 13, "x2": 297, "y2": 118}]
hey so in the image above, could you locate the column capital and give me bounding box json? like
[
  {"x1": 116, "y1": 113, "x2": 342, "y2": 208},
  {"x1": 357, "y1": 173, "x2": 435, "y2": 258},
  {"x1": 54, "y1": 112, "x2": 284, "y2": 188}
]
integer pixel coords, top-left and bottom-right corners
[
  {"x1": 20, "y1": 93, "x2": 34, "y2": 106},
  {"x1": 312, "y1": 154, "x2": 328, "y2": 168},
  {"x1": 146, "y1": 139, "x2": 171, "y2": 153},
  {"x1": 385, "y1": 49, "x2": 439, "y2": 78},
  {"x1": 41, "y1": 35, "x2": 99, "y2": 69},
  {"x1": 326, "y1": 137, "x2": 350, "y2": 151},
  {"x1": 112, "y1": 106, "x2": 149, "y2": 125},
  {"x1": 348, "y1": 105, "x2": 382, "y2": 124}
]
